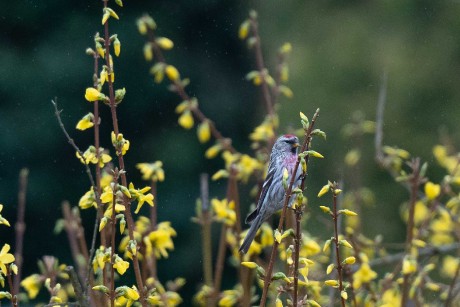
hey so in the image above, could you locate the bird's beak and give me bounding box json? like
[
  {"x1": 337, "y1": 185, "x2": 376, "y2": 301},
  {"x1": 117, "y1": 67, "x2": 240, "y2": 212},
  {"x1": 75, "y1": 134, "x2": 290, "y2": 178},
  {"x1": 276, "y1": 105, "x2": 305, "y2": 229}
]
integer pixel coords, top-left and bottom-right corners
[{"x1": 292, "y1": 143, "x2": 300, "y2": 148}]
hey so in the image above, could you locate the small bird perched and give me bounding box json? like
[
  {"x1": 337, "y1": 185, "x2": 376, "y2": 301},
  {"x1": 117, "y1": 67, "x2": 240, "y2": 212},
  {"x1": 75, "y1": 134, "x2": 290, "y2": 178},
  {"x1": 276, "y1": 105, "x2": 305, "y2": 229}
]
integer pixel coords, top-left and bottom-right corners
[{"x1": 239, "y1": 134, "x2": 303, "y2": 254}]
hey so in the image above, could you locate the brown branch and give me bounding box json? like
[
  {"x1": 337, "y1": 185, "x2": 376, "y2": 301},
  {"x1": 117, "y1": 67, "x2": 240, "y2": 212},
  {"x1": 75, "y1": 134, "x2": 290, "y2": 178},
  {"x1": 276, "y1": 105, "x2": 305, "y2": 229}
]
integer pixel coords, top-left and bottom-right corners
[
  {"x1": 66, "y1": 266, "x2": 89, "y2": 307},
  {"x1": 7, "y1": 266, "x2": 18, "y2": 307},
  {"x1": 248, "y1": 12, "x2": 274, "y2": 116},
  {"x1": 51, "y1": 99, "x2": 97, "y2": 191},
  {"x1": 109, "y1": 176, "x2": 117, "y2": 307},
  {"x1": 14, "y1": 168, "x2": 28, "y2": 295},
  {"x1": 293, "y1": 209, "x2": 302, "y2": 307},
  {"x1": 213, "y1": 176, "x2": 236, "y2": 305},
  {"x1": 102, "y1": 1, "x2": 146, "y2": 305},
  {"x1": 375, "y1": 70, "x2": 387, "y2": 165},
  {"x1": 259, "y1": 109, "x2": 320, "y2": 307},
  {"x1": 401, "y1": 158, "x2": 421, "y2": 307},
  {"x1": 332, "y1": 183, "x2": 346, "y2": 307},
  {"x1": 62, "y1": 202, "x2": 86, "y2": 281}
]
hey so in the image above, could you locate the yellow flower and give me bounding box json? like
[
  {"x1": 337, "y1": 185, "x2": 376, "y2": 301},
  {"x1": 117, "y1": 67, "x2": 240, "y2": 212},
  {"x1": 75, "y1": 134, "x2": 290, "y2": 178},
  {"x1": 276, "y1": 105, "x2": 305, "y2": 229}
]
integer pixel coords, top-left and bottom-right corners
[
  {"x1": 0, "y1": 204, "x2": 10, "y2": 227},
  {"x1": 165, "y1": 65, "x2": 180, "y2": 81},
  {"x1": 249, "y1": 117, "x2": 276, "y2": 142},
  {"x1": 92, "y1": 246, "x2": 110, "y2": 272},
  {"x1": 113, "y1": 255, "x2": 129, "y2": 275},
  {"x1": 317, "y1": 184, "x2": 330, "y2": 197},
  {"x1": 113, "y1": 37, "x2": 121, "y2": 57},
  {"x1": 128, "y1": 183, "x2": 154, "y2": 214},
  {"x1": 21, "y1": 274, "x2": 42, "y2": 299},
  {"x1": 84, "y1": 87, "x2": 104, "y2": 102},
  {"x1": 143, "y1": 43, "x2": 153, "y2": 61},
  {"x1": 0, "y1": 244, "x2": 15, "y2": 275},
  {"x1": 212, "y1": 199, "x2": 236, "y2": 226},
  {"x1": 325, "y1": 280, "x2": 339, "y2": 287},
  {"x1": 402, "y1": 256, "x2": 417, "y2": 275},
  {"x1": 156, "y1": 37, "x2": 174, "y2": 50},
  {"x1": 205, "y1": 143, "x2": 222, "y2": 159},
  {"x1": 300, "y1": 235, "x2": 321, "y2": 257},
  {"x1": 178, "y1": 110, "x2": 194, "y2": 129},
  {"x1": 430, "y1": 209, "x2": 454, "y2": 245},
  {"x1": 197, "y1": 121, "x2": 211, "y2": 143},
  {"x1": 276, "y1": 298, "x2": 283, "y2": 307},
  {"x1": 193, "y1": 285, "x2": 214, "y2": 306},
  {"x1": 100, "y1": 186, "x2": 114, "y2": 204},
  {"x1": 279, "y1": 42, "x2": 292, "y2": 54},
  {"x1": 79, "y1": 188, "x2": 97, "y2": 210},
  {"x1": 148, "y1": 222, "x2": 177, "y2": 258},
  {"x1": 424, "y1": 181, "x2": 441, "y2": 200},
  {"x1": 218, "y1": 289, "x2": 241, "y2": 307},
  {"x1": 241, "y1": 262, "x2": 257, "y2": 269},
  {"x1": 353, "y1": 254, "x2": 377, "y2": 289},
  {"x1": 401, "y1": 200, "x2": 428, "y2": 227},
  {"x1": 76, "y1": 113, "x2": 94, "y2": 130},
  {"x1": 259, "y1": 223, "x2": 274, "y2": 247},
  {"x1": 238, "y1": 20, "x2": 250, "y2": 40},
  {"x1": 381, "y1": 288, "x2": 401, "y2": 306},
  {"x1": 136, "y1": 161, "x2": 165, "y2": 182},
  {"x1": 441, "y1": 256, "x2": 460, "y2": 278},
  {"x1": 344, "y1": 149, "x2": 361, "y2": 166},
  {"x1": 115, "y1": 285, "x2": 139, "y2": 305}
]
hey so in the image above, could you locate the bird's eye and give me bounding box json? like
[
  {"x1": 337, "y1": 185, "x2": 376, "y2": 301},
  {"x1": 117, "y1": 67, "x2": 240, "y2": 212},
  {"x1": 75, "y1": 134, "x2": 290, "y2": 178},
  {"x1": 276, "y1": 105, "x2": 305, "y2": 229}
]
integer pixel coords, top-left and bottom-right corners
[{"x1": 284, "y1": 139, "x2": 294, "y2": 144}]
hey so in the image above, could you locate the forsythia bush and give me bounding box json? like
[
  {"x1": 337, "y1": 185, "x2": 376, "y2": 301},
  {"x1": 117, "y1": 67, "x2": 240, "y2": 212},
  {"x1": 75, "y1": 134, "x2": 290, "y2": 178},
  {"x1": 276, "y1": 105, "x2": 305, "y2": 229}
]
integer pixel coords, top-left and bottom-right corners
[{"x1": 0, "y1": 1, "x2": 459, "y2": 306}]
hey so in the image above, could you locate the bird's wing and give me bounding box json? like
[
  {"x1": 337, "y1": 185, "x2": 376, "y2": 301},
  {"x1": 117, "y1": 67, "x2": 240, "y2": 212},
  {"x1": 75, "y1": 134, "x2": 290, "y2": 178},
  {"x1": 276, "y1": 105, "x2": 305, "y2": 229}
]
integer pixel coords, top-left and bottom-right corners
[{"x1": 245, "y1": 163, "x2": 275, "y2": 224}]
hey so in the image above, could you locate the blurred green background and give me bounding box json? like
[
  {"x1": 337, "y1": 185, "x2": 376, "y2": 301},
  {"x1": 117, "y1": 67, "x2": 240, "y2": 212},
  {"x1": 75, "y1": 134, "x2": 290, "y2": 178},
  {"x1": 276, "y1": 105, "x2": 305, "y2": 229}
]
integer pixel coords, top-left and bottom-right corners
[{"x1": 1, "y1": 0, "x2": 460, "y2": 303}]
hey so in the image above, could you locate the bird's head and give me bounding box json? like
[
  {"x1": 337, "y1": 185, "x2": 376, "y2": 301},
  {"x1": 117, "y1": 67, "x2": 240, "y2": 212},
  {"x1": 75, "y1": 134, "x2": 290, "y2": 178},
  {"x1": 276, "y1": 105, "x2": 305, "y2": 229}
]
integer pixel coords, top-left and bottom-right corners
[{"x1": 273, "y1": 134, "x2": 300, "y2": 155}]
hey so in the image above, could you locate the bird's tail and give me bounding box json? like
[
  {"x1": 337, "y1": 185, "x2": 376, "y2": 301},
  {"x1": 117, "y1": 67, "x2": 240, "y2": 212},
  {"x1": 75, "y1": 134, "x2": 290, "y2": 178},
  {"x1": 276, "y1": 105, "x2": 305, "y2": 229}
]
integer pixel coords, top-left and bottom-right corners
[{"x1": 239, "y1": 214, "x2": 263, "y2": 254}]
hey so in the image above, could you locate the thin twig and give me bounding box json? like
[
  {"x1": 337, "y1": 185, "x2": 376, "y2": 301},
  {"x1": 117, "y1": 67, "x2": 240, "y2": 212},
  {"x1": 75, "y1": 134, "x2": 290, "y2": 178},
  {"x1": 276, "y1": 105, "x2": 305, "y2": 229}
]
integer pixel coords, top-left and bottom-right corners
[
  {"x1": 52, "y1": 99, "x2": 97, "y2": 191},
  {"x1": 213, "y1": 176, "x2": 236, "y2": 305},
  {"x1": 89, "y1": 35, "x2": 106, "y2": 301},
  {"x1": 248, "y1": 13, "x2": 274, "y2": 116},
  {"x1": 332, "y1": 183, "x2": 346, "y2": 307},
  {"x1": 259, "y1": 109, "x2": 320, "y2": 307},
  {"x1": 401, "y1": 158, "x2": 421, "y2": 307},
  {"x1": 7, "y1": 266, "x2": 18, "y2": 307},
  {"x1": 14, "y1": 168, "x2": 28, "y2": 295},
  {"x1": 293, "y1": 209, "x2": 302, "y2": 307},
  {"x1": 109, "y1": 176, "x2": 117, "y2": 307},
  {"x1": 62, "y1": 202, "x2": 86, "y2": 282},
  {"x1": 66, "y1": 266, "x2": 89, "y2": 307},
  {"x1": 375, "y1": 70, "x2": 387, "y2": 165},
  {"x1": 102, "y1": 1, "x2": 147, "y2": 305},
  {"x1": 52, "y1": 98, "x2": 100, "y2": 303}
]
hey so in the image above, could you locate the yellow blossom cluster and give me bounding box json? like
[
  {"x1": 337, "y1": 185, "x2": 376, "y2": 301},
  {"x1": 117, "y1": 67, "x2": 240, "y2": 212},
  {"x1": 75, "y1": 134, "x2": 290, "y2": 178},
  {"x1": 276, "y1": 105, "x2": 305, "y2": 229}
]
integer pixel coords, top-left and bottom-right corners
[
  {"x1": 76, "y1": 146, "x2": 112, "y2": 167},
  {"x1": 119, "y1": 217, "x2": 177, "y2": 261},
  {"x1": 211, "y1": 198, "x2": 236, "y2": 226},
  {"x1": 136, "y1": 161, "x2": 165, "y2": 182},
  {"x1": 145, "y1": 277, "x2": 184, "y2": 306}
]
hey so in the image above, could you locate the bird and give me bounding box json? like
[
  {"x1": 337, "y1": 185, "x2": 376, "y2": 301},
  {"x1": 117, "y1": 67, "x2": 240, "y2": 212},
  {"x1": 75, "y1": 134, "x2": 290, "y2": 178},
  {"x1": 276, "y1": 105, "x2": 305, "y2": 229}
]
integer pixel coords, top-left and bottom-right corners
[{"x1": 239, "y1": 134, "x2": 303, "y2": 254}]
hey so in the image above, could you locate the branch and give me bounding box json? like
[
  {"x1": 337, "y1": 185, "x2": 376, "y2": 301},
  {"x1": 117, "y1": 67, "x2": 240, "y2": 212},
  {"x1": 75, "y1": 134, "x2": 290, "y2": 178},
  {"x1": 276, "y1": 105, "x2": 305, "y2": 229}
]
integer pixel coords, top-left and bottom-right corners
[
  {"x1": 375, "y1": 70, "x2": 387, "y2": 165},
  {"x1": 51, "y1": 99, "x2": 97, "y2": 192},
  {"x1": 14, "y1": 168, "x2": 28, "y2": 295},
  {"x1": 248, "y1": 12, "x2": 274, "y2": 116}
]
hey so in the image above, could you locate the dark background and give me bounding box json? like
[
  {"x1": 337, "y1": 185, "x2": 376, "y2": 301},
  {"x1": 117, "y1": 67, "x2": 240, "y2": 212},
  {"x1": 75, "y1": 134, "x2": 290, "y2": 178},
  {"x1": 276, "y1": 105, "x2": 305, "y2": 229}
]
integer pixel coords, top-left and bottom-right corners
[{"x1": 1, "y1": 0, "x2": 459, "y2": 303}]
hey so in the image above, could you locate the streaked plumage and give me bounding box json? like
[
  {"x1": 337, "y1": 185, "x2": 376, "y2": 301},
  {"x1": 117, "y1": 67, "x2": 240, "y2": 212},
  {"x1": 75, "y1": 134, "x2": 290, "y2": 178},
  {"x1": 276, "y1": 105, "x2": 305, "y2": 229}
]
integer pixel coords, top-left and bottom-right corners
[{"x1": 239, "y1": 134, "x2": 303, "y2": 254}]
